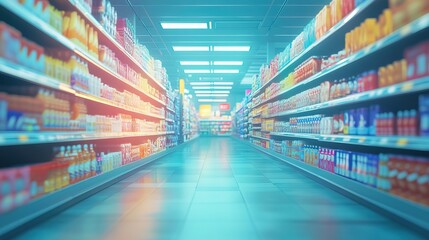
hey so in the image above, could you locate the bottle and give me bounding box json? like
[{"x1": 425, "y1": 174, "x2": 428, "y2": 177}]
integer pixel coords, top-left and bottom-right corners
[
  {"x1": 83, "y1": 144, "x2": 91, "y2": 179},
  {"x1": 89, "y1": 144, "x2": 97, "y2": 177},
  {"x1": 66, "y1": 145, "x2": 76, "y2": 184}
]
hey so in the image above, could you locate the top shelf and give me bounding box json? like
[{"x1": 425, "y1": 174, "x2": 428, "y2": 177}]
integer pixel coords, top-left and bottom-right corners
[
  {"x1": 252, "y1": 0, "x2": 380, "y2": 97},
  {"x1": 66, "y1": 0, "x2": 166, "y2": 91}
]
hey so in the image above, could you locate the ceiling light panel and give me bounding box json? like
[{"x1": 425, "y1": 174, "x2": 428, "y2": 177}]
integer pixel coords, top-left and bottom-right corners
[
  {"x1": 161, "y1": 22, "x2": 207, "y2": 29},
  {"x1": 213, "y1": 69, "x2": 239, "y2": 73},
  {"x1": 173, "y1": 46, "x2": 209, "y2": 51},
  {"x1": 196, "y1": 94, "x2": 229, "y2": 97},
  {"x1": 189, "y1": 82, "x2": 212, "y2": 85},
  {"x1": 194, "y1": 91, "x2": 230, "y2": 94},
  {"x1": 180, "y1": 61, "x2": 210, "y2": 66},
  {"x1": 213, "y1": 61, "x2": 243, "y2": 66},
  {"x1": 198, "y1": 99, "x2": 227, "y2": 102},
  {"x1": 192, "y1": 86, "x2": 232, "y2": 89},
  {"x1": 213, "y1": 82, "x2": 233, "y2": 85},
  {"x1": 213, "y1": 46, "x2": 250, "y2": 51},
  {"x1": 184, "y1": 69, "x2": 210, "y2": 73}
]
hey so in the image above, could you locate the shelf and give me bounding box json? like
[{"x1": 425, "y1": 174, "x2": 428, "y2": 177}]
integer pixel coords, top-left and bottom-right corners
[
  {"x1": 255, "y1": 13, "x2": 429, "y2": 110},
  {"x1": 64, "y1": 0, "x2": 166, "y2": 91},
  {"x1": 268, "y1": 132, "x2": 429, "y2": 151},
  {"x1": 0, "y1": 138, "x2": 198, "y2": 238},
  {"x1": 252, "y1": 127, "x2": 262, "y2": 130},
  {"x1": 165, "y1": 118, "x2": 174, "y2": 123},
  {"x1": 266, "y1": 76, "x2": 429, "y2": 118},
  {"x1": 199, "y1": 119, "x2": 232, "y2": 122},
  {"x1": 0, "y1": 1, "x2": 166, "y2": 106},
  {"x1": 249, "y1": 135, "x2": 270, "y2": 141},
  {"x1": 242, "y1": 140, "x2": 429, "y2": 233},
  {"x1": 0, "y1": 58, "x2": 164, "y2": 119},
  {"x1": 166, "y1": 131, "x2": 176, "y2": 135},
  {"x1": 252, "y1": 0, "x2": 379, "y2": 97},
  {"x1": 166, "y1": 107, "x2": 176, "y2": 113},
  {"x1": 0, "y1": 131, "x2": 168, "y2": 146}
]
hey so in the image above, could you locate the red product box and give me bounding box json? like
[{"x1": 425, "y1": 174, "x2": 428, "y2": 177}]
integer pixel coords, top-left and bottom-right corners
[
  {"x1": 0, "y1": 168, "x2": 16, "y2": 213},
  {"x1": 405, "y1": 41, "x2": 429, "y2": 80}
]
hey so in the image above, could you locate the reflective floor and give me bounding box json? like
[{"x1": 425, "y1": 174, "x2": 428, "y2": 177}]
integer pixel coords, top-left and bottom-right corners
[{"x1": 13, "y1": 137, "x2": 424, "y2": 240}]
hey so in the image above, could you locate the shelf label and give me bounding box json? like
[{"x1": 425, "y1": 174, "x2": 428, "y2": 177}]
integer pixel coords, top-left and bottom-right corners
[
  {"x1": 343, "y1": 137, "x2": 351, "y2": 142},
  {"x1": 397, "y1": 138, "x2": 408, "y2": 146},
  {"x1": 387, "y1": 86, "x2": 396, "y2": 94},
  {"x1": 380, "y1": 138, "x2": 388, "y2": 144},
  {"x1": 400, "y1": 24, "x2": 411, "y2": 37},
  {"x1": 18, "y1": 135, "x2": 29, "y2": 143},
  {"x1": 401, "y1": 82, "x2": 413, "y2": 92},
  {"x1": 358, "y1": 137, "x2": 366, "y2": 143}
]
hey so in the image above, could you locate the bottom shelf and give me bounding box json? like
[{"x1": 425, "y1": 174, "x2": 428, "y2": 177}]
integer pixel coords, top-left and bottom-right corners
[
  {"x1": 238, "y1": 138, "x2": 429, "y2": 234},
  {"x1": 0, "y1": 137, "x2": 198, "y2": 238}
]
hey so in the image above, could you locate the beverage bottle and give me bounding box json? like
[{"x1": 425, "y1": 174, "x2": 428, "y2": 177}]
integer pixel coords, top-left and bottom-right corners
[
  {"x1": 66, "y1": 145, "x2": 76, "y2": 184},
  {"x1": 83, "y1": 144, "x2": 91, "y2": 179},
  {"x1": 90, "y1": 144, "x2": 97, "y2": 177}
]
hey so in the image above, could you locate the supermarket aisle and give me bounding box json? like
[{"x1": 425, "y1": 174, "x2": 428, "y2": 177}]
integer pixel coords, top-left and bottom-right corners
[{"x1": 13, "y1": 138, "x2": 424, "y2": 240}]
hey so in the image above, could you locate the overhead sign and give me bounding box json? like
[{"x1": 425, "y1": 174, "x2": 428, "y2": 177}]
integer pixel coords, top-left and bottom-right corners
[
  {"x1": 219, "y1": 103, "x2": 230, "y2": 111},
  {"x1": 199, "y1": 105, "x2": 211, "y2": 118}
]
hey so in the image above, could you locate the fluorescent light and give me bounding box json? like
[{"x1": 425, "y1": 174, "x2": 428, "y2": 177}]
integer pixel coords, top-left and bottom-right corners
[
  {"x1": 184, "y1": 69, "x2": 210, "y2": 73},
  {"x1": 213, "y1": 46, "x2": 250, "y2": 51},
  {"x1": 161, "y1": 22, "x2": 207, "y2": 29},
  {"x1": 213, "y1": 82, "x2": 233, "y2": 85},
  {"x1": 213, "y1": 69, "x2": 239, "y2": 74},
  {"x1": 190, "y1": 82, "x2": 233, "y2": 85},
  {"x1": 196, "y1": 94, "x2": 229, "y2": 97},
  {"x1": 198, "y1": 99, "x2": 227, "y2": 102},
  {"x1": 213, "y1": 61, "x2": 243, "y2": 65},
  {"x1": 173, "y1": 46, "x2": 209, "y2": 51},
  {"x1": 192, "y1": 86, "x2": 232, "y2": 89},
  {"x1": 189, "y1": 82, "x2": 212, "y2": 85},
  {"x1": 194, "y1": 91, "x2": 230, "y2": 94},
  {"x1": 180, "y1": 61, "x2": 210, "y2": 66}
]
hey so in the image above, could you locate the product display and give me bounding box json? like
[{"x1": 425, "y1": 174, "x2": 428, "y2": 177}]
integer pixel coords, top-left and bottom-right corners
[
  {"x1": 0, "y1": 0, "x2": 188, "y2": 221},
  {"x1": 2, "y1": 0, "x2": 429, "y2": 237}
]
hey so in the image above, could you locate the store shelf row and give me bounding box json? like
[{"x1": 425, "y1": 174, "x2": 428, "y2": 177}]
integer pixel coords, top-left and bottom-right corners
[
  {"x1": 0, "y1": 1, "x2": 166, "y2": 106},
  {"x1": 249, "y1": 135, "x2": 270, "y2": 141},
  {"x1": 0, "y1": 137, "x2": 197, "y2": 238},
  {"x1": 0, "y1": 131, "x2": 168, "y2": 147},
  {"x1": 57, "y1": 0, "x2": 166, "y2": 91},
  {"x1": 240, "y1": 139, "x2": 429, "y2": 233},
  {"x1": 264, "y1": 76, "x2": 429, "y2": 118},
  {"x1": 254, "y1": 12, "x2": 429, "y2": 109},
  {"x1": 269, "y1": 132, "x2": 429, "y2": 151},
  {"x1": 0, "y1": 58, "x2": 165, "y2": 120},
  {"x1": 252, "y1": 0, "x2": 379, "y2": 97},
  {"x1": 166, "y1": 107, "x2": 176, "y2": 113}
]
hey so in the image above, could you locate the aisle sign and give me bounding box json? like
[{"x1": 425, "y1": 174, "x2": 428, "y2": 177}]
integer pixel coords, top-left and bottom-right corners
[
  {"x1": 219, "y1": 103, "x2": 230, "y2": 111},
  {"x1": 179, "y1": 79, "x2": 185, "y2": 95},
  {"x1": 199, "y1": 105, "x2": 211, "y2": 118}
]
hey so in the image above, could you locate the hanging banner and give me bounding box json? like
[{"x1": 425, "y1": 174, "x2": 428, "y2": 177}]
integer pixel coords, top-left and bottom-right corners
[
  {"x1": 219, "y1": 103, "x2": 230, "y2": 111},
  {"x1": 179, "y1": 79, "x2": 185, "y2": 95},
  {"x1": 199, "y1": 105, "x2": 211, "y2": 118}
]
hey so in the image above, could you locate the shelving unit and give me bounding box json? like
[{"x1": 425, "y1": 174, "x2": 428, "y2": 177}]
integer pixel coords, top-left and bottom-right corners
[
  {"x1": 241, "y1": 140, "x2": 429, "y2": 232},
  {"x1": 239, "y1": 0, "x2": 429, "y2": 233},
  {"x1": 199, "y1": 119, "x2": 232, "y2": 136},
  {"x1": 0, "y1": 0, "x2": 191, "y2": 231}
]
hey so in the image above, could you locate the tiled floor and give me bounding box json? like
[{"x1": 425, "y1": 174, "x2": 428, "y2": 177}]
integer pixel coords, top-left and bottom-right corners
[{"x1": 13, "y1": 137, "x2": 425, "y2": 240}]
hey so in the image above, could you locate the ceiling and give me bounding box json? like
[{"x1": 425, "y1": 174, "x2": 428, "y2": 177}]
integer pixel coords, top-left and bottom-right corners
[{"x1": 111, "y1": 0, "x2": 330, "y2": 103}]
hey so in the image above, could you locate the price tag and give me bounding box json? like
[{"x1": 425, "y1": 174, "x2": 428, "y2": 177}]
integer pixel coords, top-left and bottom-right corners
[
  {"x1": 343, "y1": 137, "x2": 351, "y2": 142},
  {"x1": 0, "y1": 136, "x2": 5, "y2": 143},
  {"x1": 387, "y1": 86, "x2": 396, "y2": 94},
  {"x1": 400, "y1": 24, "x2": 411, "y2": 37},
  {"x1": 358, "y1": 137, "x2": 366, "y2": 143},
  {"x1": 397, "y1": 138, "x2": 408, "y2": 146},
  {"x1": 380, "y1": 138, "x2": 388, "y2": 144},
  {"x1": 401, "y1": 82, "x2": 414, "y2": 91},
  {"x1": 18, "y1": 134, "x2": 29, "y2": 143}
]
